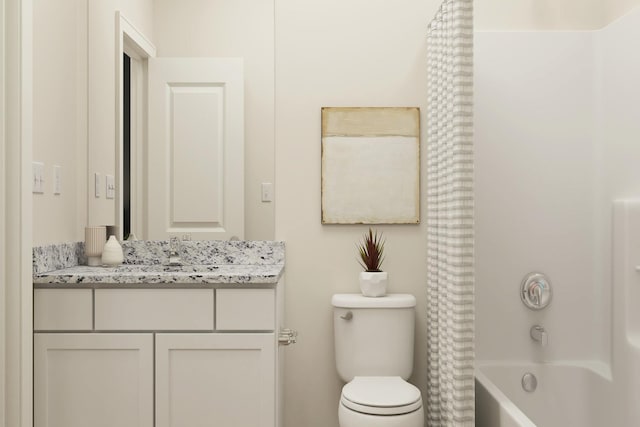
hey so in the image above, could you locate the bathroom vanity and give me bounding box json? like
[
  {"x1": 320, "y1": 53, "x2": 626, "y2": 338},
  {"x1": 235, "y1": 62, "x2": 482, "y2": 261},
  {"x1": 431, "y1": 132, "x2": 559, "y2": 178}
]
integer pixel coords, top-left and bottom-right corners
[{"x1": 32, "y1": 241, "x2": 287, "y2": 427}]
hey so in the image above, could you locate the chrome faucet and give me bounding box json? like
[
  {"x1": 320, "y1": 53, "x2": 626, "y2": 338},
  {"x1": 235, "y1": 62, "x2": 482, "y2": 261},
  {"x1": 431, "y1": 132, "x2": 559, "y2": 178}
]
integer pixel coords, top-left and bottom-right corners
[
  {"x1": 521, "y1": 273, "x2": 552, "y2": 310},
  {"x1": 530, "y1": 283, "x2": 543, "y2": 307},
  {"x1": 530, "y1": 325, "x2": 548, "y2": 347},
  {"x1": 168, "y1": 237, "x2": 183, "y2": 266}
]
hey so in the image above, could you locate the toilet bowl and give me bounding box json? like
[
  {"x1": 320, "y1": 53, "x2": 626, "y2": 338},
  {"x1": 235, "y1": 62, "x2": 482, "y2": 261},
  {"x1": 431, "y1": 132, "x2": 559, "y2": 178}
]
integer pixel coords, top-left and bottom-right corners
[
  {"x1": 332, "y1": 294, "x2": 425, "y2": 427},
  {"x1": 338, "y1": 376, "x2": 424, "y2": 427}
]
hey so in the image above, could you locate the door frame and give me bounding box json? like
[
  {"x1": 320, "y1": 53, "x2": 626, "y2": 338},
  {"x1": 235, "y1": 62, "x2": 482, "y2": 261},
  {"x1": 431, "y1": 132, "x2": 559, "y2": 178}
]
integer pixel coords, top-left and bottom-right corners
[
  {"x1": 4, "y1": 0, "x2": 34, "y2": 426},
  {"x1": 115, "y1": 12, "x2": 156, "y2": 240}
]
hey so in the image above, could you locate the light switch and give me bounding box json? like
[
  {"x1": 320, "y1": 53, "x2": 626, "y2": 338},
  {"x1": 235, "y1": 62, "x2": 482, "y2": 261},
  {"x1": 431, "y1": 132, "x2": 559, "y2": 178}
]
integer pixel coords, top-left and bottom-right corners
[
  {"x1": 53, "y1": 165, "x2": 62, "y2": 195},
  {"x1": 32, "y1": 162, "x2": 44, "y2": 194},
  {"x1": 261, "y1": 183, "x2": 273, "y2": 202},
  {"x1": 94, "y1": 173, "x2": 101, "y2": 198},
  {"x1": 106, "y1": 175, "x2": 115, "y2": 199}
]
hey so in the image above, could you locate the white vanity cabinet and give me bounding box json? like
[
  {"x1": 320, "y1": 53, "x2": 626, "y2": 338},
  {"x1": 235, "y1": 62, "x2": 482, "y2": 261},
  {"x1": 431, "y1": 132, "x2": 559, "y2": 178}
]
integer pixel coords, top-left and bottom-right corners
[
  {"x1": 33, "y1": 286, "x2": 281, "y2": 427},
  {"x1": 34, "y1": 333, "x2": 154, "y2": 427},
  {"x1": 155, "y1": 333, "x2": 275, "y2": 427}
]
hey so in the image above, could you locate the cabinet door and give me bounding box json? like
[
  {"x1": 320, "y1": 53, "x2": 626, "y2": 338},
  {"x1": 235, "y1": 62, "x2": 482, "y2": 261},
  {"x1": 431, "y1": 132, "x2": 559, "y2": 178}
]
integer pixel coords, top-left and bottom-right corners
[
  {"x1": 156, "y1": 333, "x2": 275, "y2": 427},
  {"x1": 34, "y1": 333, "x2": 154, "y2": 427}
]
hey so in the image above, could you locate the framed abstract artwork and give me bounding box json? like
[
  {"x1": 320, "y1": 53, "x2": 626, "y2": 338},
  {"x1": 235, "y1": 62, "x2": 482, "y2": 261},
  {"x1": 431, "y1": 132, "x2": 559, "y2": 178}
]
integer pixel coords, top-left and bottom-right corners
[{"x1": 321, "y1": 107, "x2": 420, "y2": 224}]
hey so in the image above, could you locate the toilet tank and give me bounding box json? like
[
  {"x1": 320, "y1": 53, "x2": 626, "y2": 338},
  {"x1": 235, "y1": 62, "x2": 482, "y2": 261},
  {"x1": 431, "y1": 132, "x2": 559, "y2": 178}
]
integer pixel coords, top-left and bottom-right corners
[{"x1": 332, "y1": 293, "x2": 416, "y2": 382}]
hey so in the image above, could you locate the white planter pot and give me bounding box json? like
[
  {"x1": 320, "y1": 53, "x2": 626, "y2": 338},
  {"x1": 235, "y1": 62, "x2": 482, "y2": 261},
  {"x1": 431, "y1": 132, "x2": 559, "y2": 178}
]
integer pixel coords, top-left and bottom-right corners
[{"x1": 359, "y1": 271, "x2": 388, "y2": 297}]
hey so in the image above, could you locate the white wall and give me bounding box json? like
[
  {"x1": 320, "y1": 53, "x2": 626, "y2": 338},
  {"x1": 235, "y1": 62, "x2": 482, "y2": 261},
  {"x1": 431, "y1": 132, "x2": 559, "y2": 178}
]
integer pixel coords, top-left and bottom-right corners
[
  {"x1": 476, "y1": 0, "x2": 640, "y2": 30},
  {"x1": 603, "y1": 0, "x2": 640, "y2": 25},
  {"x1": 476, "y1": 0, "x2": 603, "y2": 30},
  {"x1": 32, "y1": 0, "x2": 87, "y2": 245},
  {"x1": 274, "y1": 0, "x2": 438, "y2": 425},
  {"x1": 475, "y1": 31, "x2": 600, "y2": 362},
  {"x1": 87, "y1": 0, "x2": 153, "y2": 228},
  {"x1": 152, "y1": 0, "x2": 275, "y2": 240}
]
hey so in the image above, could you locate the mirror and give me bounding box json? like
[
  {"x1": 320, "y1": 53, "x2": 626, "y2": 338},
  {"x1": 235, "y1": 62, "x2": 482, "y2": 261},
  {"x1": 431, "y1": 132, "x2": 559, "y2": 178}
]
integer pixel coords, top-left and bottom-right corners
[
  {"x1": 87, "y1": 0, "x2": 275, "y2": 244},
  {"x1": 31, "y1": 1, "x2": 276, "y2": 244},
  {"x1": 116, "y1": 12, "x2": 249, "y2": 241}
]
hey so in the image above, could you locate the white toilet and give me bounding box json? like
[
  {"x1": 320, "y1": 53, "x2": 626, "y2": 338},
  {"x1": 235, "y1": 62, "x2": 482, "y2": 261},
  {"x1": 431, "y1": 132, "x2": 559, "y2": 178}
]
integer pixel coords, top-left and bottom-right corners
[{"x1": 332, "y1": 293, "x2": 424, "y2": 427}]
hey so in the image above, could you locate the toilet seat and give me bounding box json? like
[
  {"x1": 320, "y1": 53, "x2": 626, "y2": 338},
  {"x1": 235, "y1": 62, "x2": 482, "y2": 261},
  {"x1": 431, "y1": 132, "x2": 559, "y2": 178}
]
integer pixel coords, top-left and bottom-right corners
[{"x1": 340, "y1": 376, "x2": 422, "y2": 416}]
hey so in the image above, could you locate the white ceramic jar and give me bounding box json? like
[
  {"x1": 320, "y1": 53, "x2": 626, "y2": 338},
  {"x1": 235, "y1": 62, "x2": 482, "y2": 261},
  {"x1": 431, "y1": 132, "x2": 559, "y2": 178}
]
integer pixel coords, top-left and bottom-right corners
[{"x1": 101, "y1": 235, "x2": 124, "y2": 266}]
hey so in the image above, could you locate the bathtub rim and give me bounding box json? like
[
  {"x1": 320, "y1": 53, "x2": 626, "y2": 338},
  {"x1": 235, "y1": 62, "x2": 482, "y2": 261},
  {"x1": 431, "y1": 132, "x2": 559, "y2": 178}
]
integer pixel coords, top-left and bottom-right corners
[
  {"x1": 477, "y1": 359, "x2": 612, "y2": 381},
  {"x1": 475, "y1": 366, "x2": 537, "y2": 427},
  {"x1": 476, "y1": 360, "x2": 613, "y2": 427}
]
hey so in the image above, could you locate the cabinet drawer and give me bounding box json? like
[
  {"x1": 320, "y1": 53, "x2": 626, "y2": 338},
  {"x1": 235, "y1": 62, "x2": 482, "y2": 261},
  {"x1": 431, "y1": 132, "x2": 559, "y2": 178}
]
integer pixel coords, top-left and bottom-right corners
[
  {"x1": 34, "y1": 289, "x2": 93, "y2": 331},
  {"x1": 216, "y1": 288, "x2": 275, "y2": 330},
  {"x1": 95, "y1": 289, "x2": 214, "y2": 330}
]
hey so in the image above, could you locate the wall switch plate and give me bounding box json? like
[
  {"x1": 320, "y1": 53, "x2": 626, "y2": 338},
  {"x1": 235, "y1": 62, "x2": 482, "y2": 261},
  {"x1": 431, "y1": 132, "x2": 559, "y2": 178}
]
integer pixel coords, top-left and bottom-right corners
[
  {"x1": 94, "y1": 173, "x2": 101, "y2": 198},
  {"x1": 32, "y1": 162, "x2": 44, "y2": 194},
  {"x1": 261, "y1": 182, "x2": 273, "y2": 202},
  {"x1": 106, "y1": 175, "x2": 115, "y2": 199},
  {"x1": 53, "y1": 165, "x2": 62, "y2": 195}
]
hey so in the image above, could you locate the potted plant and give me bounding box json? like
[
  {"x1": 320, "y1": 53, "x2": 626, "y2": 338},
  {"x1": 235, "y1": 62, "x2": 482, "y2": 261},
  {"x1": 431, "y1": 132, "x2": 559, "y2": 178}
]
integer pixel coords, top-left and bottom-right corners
[{"x1": 357, "y1": 228, "x2": 388, "y2": 297}]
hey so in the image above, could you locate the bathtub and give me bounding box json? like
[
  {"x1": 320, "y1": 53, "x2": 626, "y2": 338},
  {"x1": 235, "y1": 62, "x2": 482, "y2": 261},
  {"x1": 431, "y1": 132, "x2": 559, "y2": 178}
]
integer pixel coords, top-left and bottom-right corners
[{"x1": 475, "y1": 362, "x2": 615, "y2": 427}]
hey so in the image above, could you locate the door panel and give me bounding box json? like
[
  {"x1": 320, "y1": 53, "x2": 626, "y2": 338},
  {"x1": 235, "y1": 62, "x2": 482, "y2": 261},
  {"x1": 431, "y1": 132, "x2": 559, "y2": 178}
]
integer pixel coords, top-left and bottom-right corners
[
  {"x1": 34, "y1": 333, "x2": 153, "y2": 427},
  {"x1": 148, "y1": 58, "x2": 244, "y2": 240},
  {"x1": 155, "y1": 333, "x2": 275, "y2": 427}
]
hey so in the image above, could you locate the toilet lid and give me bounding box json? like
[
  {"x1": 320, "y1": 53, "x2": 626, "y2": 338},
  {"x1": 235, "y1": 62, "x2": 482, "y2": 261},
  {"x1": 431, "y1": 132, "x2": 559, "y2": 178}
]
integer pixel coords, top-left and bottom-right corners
[{"x1": 341, "y1": 376, "x2": 422, "y2": 416}]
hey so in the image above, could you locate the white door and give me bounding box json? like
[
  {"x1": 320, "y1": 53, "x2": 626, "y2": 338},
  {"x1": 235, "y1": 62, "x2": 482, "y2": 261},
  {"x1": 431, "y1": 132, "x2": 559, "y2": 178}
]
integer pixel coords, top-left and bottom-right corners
[
  {"x1": 148, "y1": 58, "x2": 244, "y2": 240},
  {"x1": 155, "y1": 333, "x2": 275, "y2": 427},
  {"x1": 34, "y1": 333, "x2": 154, "y2": 427}
]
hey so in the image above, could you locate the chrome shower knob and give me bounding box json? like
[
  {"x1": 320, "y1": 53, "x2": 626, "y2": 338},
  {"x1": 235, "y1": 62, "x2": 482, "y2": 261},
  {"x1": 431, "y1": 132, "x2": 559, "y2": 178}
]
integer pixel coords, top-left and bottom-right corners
[{"x1": 520, "y1": 272, "x2": 552, "y2": 310}]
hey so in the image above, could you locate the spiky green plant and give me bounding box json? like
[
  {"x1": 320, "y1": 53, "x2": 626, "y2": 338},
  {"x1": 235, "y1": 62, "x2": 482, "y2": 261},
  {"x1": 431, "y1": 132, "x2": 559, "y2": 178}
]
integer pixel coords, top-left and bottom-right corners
[{"x1": 357, "y1": 228, "x2": 385, "y2": 272}]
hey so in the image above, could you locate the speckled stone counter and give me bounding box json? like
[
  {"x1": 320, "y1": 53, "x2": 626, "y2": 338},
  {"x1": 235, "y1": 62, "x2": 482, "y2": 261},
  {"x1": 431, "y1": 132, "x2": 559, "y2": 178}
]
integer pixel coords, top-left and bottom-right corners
[{"x1": 33, "y1": 240, "x2": 285, "y2": 287}]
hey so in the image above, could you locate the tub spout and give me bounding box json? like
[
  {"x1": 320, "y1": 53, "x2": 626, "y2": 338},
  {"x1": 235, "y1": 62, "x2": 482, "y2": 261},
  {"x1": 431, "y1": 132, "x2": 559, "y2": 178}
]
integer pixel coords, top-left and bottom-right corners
[{"x1": 530, "y1": 325, "x2": 548, "y2": 346}]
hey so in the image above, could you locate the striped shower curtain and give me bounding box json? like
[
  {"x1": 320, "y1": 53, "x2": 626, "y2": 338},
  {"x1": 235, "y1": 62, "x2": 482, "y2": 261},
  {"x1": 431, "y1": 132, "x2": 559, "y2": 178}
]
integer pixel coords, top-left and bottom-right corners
[{"x1": 426, "y1": 0, "x2": 474, "y2": 426}]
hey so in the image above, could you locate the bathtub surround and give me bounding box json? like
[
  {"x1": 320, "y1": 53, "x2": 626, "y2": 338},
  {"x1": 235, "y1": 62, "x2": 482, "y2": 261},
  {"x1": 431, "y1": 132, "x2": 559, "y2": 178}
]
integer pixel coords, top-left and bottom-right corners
[
  {"x1": 476, "y1": 4, "x2": 640, "y2": 368},
  {"x1": 475, "y1": 5, "x2": 640, "y2": 427},
  {"x1": 426, "y1": 0, "x2": 475, "y2": 425},
  {"x1": 611, "y1": 200, "x2": 640, "y2": 424}
]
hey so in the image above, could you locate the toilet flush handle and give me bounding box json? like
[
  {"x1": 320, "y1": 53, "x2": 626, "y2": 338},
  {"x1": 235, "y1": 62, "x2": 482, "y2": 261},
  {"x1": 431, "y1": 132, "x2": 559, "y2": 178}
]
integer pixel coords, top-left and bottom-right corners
[{"x1": 340, "y1": 311, "x2": 353, "y2": 321}]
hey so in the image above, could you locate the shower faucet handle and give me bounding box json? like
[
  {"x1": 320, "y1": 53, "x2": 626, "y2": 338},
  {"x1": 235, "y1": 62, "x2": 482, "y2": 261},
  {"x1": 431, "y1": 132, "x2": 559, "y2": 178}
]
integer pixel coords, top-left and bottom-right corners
[{"x1": 520, "y1": 272, "x2": 552, "y2": 310}]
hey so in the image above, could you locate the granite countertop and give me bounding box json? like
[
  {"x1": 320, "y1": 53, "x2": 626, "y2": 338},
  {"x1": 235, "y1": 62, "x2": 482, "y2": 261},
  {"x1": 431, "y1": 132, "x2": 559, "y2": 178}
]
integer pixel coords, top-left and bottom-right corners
[
  {"x1": 33, "y1": 240, "x2": 285, "y2": 288},
  {"x1": 33, "y1": 263, "x2": 284, "y2": 286}
]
